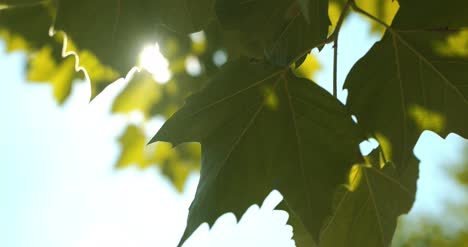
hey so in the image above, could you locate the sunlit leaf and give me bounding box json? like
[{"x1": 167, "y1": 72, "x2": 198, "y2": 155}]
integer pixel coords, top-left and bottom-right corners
[
  {"x1": 435, "y1": 30, "x2": 468, "y2": 58},
  {"x1": 112, "y1": 71, "x2": 161, "y2": 117},
  {"x1": 116, "y1": 125, "x2": 148, "y2": 169},
  {"x1": 54, "y1": 0, "x2": 214, "y2": 75},
  {"x1": 116, "y1": 125, "x2": 201, "y2": 192},
  {"x1": 294, "y1": 53, "x2": 320, "y2": 79},
  {"x1": 27, "y1": 45, "x2": 76, "y2": 103}
]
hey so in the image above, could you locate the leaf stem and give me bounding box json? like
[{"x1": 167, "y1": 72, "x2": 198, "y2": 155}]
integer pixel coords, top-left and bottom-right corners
[
  {"x1": 333, "y1": 39, "x2": 338, "y2": 97},
  {"x1": 330, "y1": 1, "x2": 353, "y2": 98}
]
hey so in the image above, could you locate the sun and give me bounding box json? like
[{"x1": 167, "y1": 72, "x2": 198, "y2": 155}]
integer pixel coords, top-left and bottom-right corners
[{"x1": 139, "y1": 43, "x2": 171, "y2": 84}]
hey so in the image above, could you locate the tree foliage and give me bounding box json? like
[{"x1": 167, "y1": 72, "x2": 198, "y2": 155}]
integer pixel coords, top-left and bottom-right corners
[{"x1": 1, "y1": 0, "x2": 467, "y2": 246}]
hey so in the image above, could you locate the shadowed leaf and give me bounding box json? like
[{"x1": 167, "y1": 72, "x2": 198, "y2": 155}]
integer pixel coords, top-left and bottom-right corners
[
  {"x1": 215, "y1": 0, "x2": 329, "y2": 65},
  {"x1": 151, "y1": 59, "x2": 362, "y2": 245},
  {"x1": 320, "y1": 148, "x2": 419, "y2": 247},
  {"x1": 345, "y1": 1, "x2": 468, "y2": 172}
]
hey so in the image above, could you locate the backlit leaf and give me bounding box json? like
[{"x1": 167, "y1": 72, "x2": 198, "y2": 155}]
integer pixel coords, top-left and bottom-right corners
[
  {"x1": 320, "y1": 148, "x2": 419, "y2": 247},
  {"x1": 54, "y1": 0, "x2": 214, "y2": 75},
  {"x1": 27, "y1": 45, "x2": 76, "y2": 104},
  {"x1": 215, "y1": 0, "x2": 329, "y2": 65},
  {"x1": 151, "y1": 59, "x2": 362, "y2": 245},
  {"x1": 345, "y1": 2, "x2": 468, "y2": 172},
  {"x1": 112, "y1": 71, "x2": 161, "y2": 117},
  {"x1": 116, "y1": 125, "x2": 200, "y2": 192}
]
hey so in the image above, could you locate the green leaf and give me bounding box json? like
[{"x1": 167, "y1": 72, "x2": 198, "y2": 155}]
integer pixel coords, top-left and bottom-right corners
[
  {"x1": 54, "y1": 0, "x2": 214, "y2": 74},
  {"x1": 116, "y1": 125, "x2": 201, "y2": 192},
  {"x1": 277, "y1": 201, "x2": 317, "y2": 247},
  {"x1": 320, "y1": 148, "x2": 419, "y2": 247},
  {"x1": 0, "y1": 5, "x2": 51, "y2": 50},
  {"x1": 0, "y1": 4, "x2": 119, "y2": 100},
  {"x1": 116, "y1": 125, "x2": 148, "y2": 169},
  {"x1": 156, "y1": 0, "x2": 215, "y2": 34},
  {"x1": 296, "y1": 0, "x2": 310, "y2": 23},
  {"x1": 345, "y1": 2, "x2": 468, "y2": 171},
  {"x1": 112, "y1": 71, "x2": 161, "y2": 117},
  {"x1": 27, "y1": 45, "x2": 76, "y2": 104},
  {"x1": 215, "y1": 0, "x2": 329, "y2": 65},
  {"x1": 396, "y1": 0, "x2": 468, "y2": 29},
  {"x1": 150, "y1": 59, "x2": 362, "y2": 245}
]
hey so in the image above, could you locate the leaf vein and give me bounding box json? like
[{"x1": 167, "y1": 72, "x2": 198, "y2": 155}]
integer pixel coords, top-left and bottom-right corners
[
  {"x1": 283, "y1": 75, "x2": 313, "y2": 214},
  {"x1": 190, "y1": 70, "x2": 283, "y2": 117},
  {"x1": 394, "y1": 33, "x2": 468, "y2": 105},
  {"x1": 364, "y1": 170, "x2": 386, "y2": 246},
  {"x1": 392, "y1": 35, "x2": 409, "y2": 164},
  {"x1": 368, "y1": 167, "x2": 412, "y2": 198}
]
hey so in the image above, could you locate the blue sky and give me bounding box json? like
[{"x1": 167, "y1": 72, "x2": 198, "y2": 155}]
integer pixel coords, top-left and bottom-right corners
[{"x1": 0, "y1": 14, "x2": 466, "y2": 247}]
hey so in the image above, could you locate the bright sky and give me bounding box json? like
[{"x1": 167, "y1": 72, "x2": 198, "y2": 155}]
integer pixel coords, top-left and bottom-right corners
[{"x1": 0, "y1": 14, "x2": 466, "y2": 247}]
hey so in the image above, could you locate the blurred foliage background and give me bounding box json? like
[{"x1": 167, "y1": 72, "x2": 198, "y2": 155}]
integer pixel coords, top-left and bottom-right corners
[
  {"x1": 1, "y1": 0, "x2": 467, "y2": 245},
  {"x1": 393, "y1": 146, "x2": 468, "y2": 247}
]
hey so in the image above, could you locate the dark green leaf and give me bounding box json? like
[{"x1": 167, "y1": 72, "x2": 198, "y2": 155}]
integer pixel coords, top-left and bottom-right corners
[
  {"x1": 0, "y1": 5, "x2": 51, "y2": 49},
  {"x1": 215, "y1": 0, "x2": 329, "y2": 65},
  {"x1": 277, "y1": 201, "x2": 317, "y2": 247},
  {"x1": 320, "y1": 148, "x2": 419, "y2": 247},
  {"x1": 156, "y1": 0, "x2": 215, "y2": 34},
  {"x1": 345, "y1": 2, "x2": 468, "y2": 171},
  {"x1": 151, "y1": 58, "x2": 362, "y2": 245},
  {"x1": 396, "y1": 0, "x2": 468, "y2": 29},
  {"x1": 296, "y1": 0, "x2": 310, "y2": 23}
]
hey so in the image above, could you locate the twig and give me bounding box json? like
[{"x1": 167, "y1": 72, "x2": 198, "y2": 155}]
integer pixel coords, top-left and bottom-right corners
[
  {"x1": 330, "y1": 1, "x2": 353, "y2": 98},
  {"x1": 333, "y1": 39, "x2": 338, "y2": 97}
]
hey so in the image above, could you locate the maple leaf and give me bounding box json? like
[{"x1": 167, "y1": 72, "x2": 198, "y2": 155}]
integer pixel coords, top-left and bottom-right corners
[
  {"x1": 346, "y1": 1, "x2": 468, "y2": 172},
  {"x1": 320, "y1": 148, "x2": 419, "y2": 247},
  {"x1": 215, "y1": 0, "x2": 329, "y2": 65},
  {"x1": 54, "y1": 0, "x2": 214, "y2": 74},
  {"x1": 151, "y1": 58, "x2": 362, "y2": 245}
]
